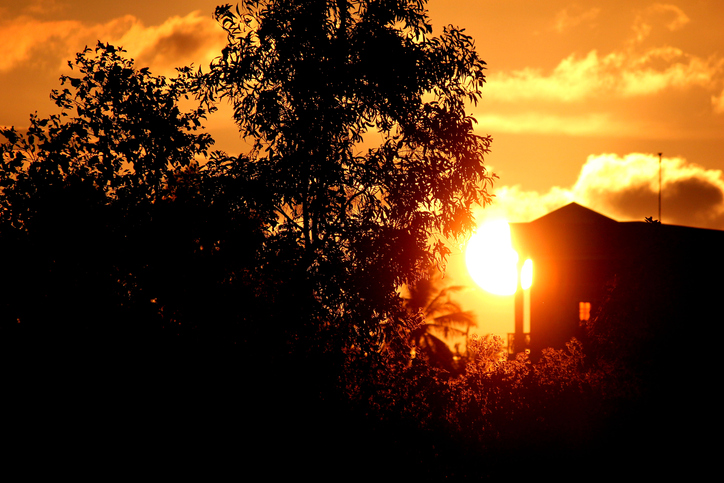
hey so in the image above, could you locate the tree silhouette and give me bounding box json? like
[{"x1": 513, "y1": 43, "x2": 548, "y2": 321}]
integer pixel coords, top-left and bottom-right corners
[
  {"x1": 190, "y1": 2, "x2": 495, "y2": 471},
  {"x1": 194, "y1": 0, "x2": 494, "y2": 357},
  {"x1": 0, "y1": 43, "x2": 271, "y2": 354},
  {"x1": 2, "y1": 4, "x2": 500, "y2": 476},
  {"x1": 404, "y1": 265, "x2": 476, "y2": 374}
]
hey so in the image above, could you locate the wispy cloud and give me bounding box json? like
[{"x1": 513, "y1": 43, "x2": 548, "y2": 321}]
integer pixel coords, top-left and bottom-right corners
[
  {"x1": 20, "y1": 0, "x2": 65, "y2": 16},
  {"x1": 652, "y1": 3, "x2": 691, "y2": 31},
  {"x1": 0, "y1": 17, "x2": 82, "y2": 71},
  {"x1": 633, "y1": 3, "x2": 691, "y2": 42},
  {"x1": 475, "y1": 185, "x2": 574, "y2": 226},
  {"x1": 475, "y1": 112, "x2": 639, "y2": 137},
  {"x1": 0, "y1": 10, "x2": 225, "y2": 75},
  {"x1": 485, "y1": 48, "x2": 723, "y2": 104},
  {"x1": 112, "y1": 12, "x2": 226, "y2": 74},
  {"x1": 553, "y1": 6, "x2": 601, "y2": 34}
]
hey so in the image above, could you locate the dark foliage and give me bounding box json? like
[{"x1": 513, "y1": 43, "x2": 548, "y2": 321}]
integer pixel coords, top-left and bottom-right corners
[
  {"x1": 0, "y1": 43, "x2": 272, "y2": 360},
  {"x1": 403, "y1": 264, "x2": 477, "y2": 375},
  {"x1": 1, "y1": 3, "x2": 494, "y2": 473},
  {"x1": 193, "y1": 0, "x2": 495, "y2": 361},
  {"x1": 1, "y1": 2, "x2": 708, "y2": 479}
]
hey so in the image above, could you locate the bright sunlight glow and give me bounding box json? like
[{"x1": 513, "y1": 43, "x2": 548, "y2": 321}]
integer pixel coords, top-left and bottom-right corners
[
  {"x1": 521, "y1": 258, "x2": 533, "y2": 290},
  {"x1": 465, "y1": 220, "x2": 520, "y2": 296}
]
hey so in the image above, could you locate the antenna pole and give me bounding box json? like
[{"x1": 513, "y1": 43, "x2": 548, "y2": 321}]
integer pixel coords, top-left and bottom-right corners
[{"x1": 658, "y1": 152, "x2": 662, "y2": 222}]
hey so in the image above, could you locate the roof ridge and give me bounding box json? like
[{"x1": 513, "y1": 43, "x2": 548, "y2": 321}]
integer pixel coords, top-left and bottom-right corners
[{"x1": 531, "y1": 202, "x2": 617, "y2": 224}]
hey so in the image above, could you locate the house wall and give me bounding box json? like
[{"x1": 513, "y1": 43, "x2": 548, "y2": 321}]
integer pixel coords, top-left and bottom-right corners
[{"x1": 511, "y1": 208, "x2": 724, "y2": 359}]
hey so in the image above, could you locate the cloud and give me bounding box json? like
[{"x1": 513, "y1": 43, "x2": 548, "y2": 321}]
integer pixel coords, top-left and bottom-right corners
[
  {"x1": 572, "y1": 153, "x2": 724, "y2": 229},
  {"x1": 652, "y1": 4, "x2": 690, "y2": 31},
  {"x1": 480, "y1": 3, "x2": 724, "y2": 135},
  {"x1": 620, "y1": 47, "x2": 721, "y2": 95},
  {"x1": 711, "y1": 86, "x2": 724, "y2": 113},
  {"x1": 112, "y1": 12, "x2": 227, "y2": 74},
  {"x1": 553, "y1": 6, "x2": 601, "y2": 33},
  {"x1": 0, "y1": 10, "x2": 225, "y2": 75},
  {"x1": 476, "y1": 185, "x2": 574, "y2": 225},
  {"x1": 474, "y1": 112, "x2": 641, "y2": 137},
  {"x1": 479, "y1": 153, "x2": 724, "y2": 230},
  {"x1": 633, "y1": 3, "x2": 691, "y2": 42},
  {"x1": 0, "y1": 17, "x2": 82, "y2": 71},
  {"x1": 486, "y1": 51, "x2": 611, "y2": 103},
  {"x1": 24, "y1": 0, "x2": 65, "y2": 16},
  {"x1": 486, "y1": 47, "x2": 723, "y2": 104}
]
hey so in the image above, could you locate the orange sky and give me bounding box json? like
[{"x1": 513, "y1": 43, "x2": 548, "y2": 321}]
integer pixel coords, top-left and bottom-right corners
[
  {"x1": 3, "y1": 0, "x2": 724, "y2": 339},
  {"x1": 4, "y1": 1, "x2": 724, "y2": 228}
]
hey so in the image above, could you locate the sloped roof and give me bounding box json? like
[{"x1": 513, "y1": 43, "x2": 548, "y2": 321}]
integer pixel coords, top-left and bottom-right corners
[
  {"x1": 531, "y1": 202, "x2": 617, "y2": 226},
  {"x1": 511, "y1": 202, "x2": 621, "y2": 260}
]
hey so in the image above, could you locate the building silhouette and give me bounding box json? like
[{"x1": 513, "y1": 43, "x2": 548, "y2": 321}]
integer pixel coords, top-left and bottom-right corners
[{"x1": 508, "y1": 202, "x2": 724, "y2": 358}]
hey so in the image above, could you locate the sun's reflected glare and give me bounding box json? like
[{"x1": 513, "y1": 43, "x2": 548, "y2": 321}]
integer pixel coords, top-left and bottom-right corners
[
  {"x1": 466, "y1": 220, "x2": 519, "y2": 296},
  {"x1": 521, "y1": 258, "x2": 533, "y2": 290}
]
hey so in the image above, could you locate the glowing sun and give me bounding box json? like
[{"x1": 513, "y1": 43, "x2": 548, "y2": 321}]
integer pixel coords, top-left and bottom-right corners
[{"x1": 465, "y1": 220, "x2": 531, "y2": 296}]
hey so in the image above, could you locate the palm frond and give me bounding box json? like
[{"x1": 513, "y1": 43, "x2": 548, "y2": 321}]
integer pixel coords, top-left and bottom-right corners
[
  {"x1": 431, "y1": 311, "x2": 477, "y2": 328},
  {"x1": 428, "y1": 299, "x2": 464, "y2": 318},
  {"x1": 405, "y1": 265, "x2": 478, "y2": 369},
  {"x1": 425, "y1": 285, "x2": 468, "y2": 313}
]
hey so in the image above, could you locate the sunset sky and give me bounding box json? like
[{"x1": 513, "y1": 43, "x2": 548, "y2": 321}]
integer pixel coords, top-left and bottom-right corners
[{"x1": 3, "y1": 0, "x2": 724, "y2": 338}]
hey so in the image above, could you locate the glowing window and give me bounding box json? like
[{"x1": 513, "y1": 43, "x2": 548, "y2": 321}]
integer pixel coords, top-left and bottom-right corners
[{"x1": 579, "y1": 302, "x2": 591, "y2": 321}]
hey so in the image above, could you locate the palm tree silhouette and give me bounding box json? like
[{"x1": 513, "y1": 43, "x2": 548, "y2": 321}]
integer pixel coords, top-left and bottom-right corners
[{"x1": 404, "y1": 266, "x2": 477, "y2": 375}]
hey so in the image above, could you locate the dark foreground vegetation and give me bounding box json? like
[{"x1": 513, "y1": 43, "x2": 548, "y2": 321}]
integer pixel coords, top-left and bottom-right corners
[{"x1": 2, "y1": 1, "x2": 717, "y2": 479}]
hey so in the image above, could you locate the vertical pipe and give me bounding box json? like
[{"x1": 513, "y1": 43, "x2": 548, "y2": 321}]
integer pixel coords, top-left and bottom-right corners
[
  {"x1": 658, "y1": 152, "x2": 662, "y2": 222},
  {"x1": 514, "y1": 277, "x2": 524, "y2": 354}
]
